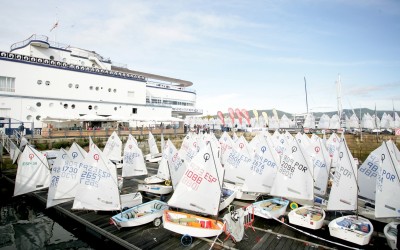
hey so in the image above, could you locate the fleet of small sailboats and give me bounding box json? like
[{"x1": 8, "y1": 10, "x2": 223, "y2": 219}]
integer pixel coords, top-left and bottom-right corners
[{"x1": 7, "y1": 128, "x2": 400, "y2": 248}]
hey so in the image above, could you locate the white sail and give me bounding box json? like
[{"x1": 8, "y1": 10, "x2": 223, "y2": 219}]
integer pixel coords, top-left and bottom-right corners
[
  {"x1": 19, "y1": 137, "x2": 29, "y2": 151},
  {"x1": 155, "y1": 141, "x2": 170, "y2": 180},
  {"x1": 148, "y1": 131, "x2": 160, "y2": 155},
  {"x1": 375, "y1": 141, "x2": 400, "y2": 218},
  {"x1": 358, "y1": 144, "x2": 384, "y2": 201},
  {"x1": 308, "y1": 136, "x2": 331, "y2": 196},
  {"x1": 219, "y1": 131, "x2": 235, "y2": 165},
  {"x1": 270, "y1": 140, "x2": 314, "y2": 204},
  {"x1": 9, "y1": 141, "x2": 21, "y2": 164},
  {"x1": 387, "y1": 140, "x2": 400, "y2": 163},
  {"x1": 72, "y1": 144, "x2": 120, "y2": 211},
  {"x1": 327, "y1": 136, "x2": 358, "y2": 211},
  {"x1": 179, "y1": 133, "x2": 199, "y2": 164},
  {"x1": 122, "y1": 135, "x2": 148, "y2": 177},
  {"x1": 14, "y1": 145, "x2": 51, "y2": 196},
  {"x1": 242, "y1": 133, "x2": 280, "y2": 193},
  {"x1": 46, "y1": 149, "x2": 73, "y2": 208},
  {"x1": 168, "y1": 142, "x2": 224, "y2": 216},
  {"x1": 223, "y1": 142, "x2": 253, "y2": 184},
  {"x1": 326, "y1": 133, "x2": 341, "y2": 169},
  {"x1": 102, "y1": 131, "x2": 122, "y2": 162},
  {"x1": 54, "y1": 142, "x2": 87, "y2": 199},
  {"x1": 166, "y1": 139, "x2": 187, "y2": 189}
]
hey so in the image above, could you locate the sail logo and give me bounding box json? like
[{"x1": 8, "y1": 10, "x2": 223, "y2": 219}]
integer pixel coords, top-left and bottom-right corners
[
  {"x1": 62, "y1": 154, "x2": 67, "y2": 159},
  {"x1": 203, "y1": 153, "x2": 210, "y2": 162},
  {"x1": 93, "y1": 154, "x2": 100, "y2": 162},
  {"x1": 72, "y1": 152, "x2": 78, "y2": 159},
  {"x1": 29, "y1": 153, "x2": 34, "y2": 160}
]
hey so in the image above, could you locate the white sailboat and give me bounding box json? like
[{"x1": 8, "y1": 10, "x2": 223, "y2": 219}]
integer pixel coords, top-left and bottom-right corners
[
  {"x1": 13, "y1": 145, "x2": 51, "y2": 196},
  {"x1": 72, "y1": 143, "x2": 121, "y2": 211},
  {"x1": 145, "y1": 131, "x2": 162, "y2": 163},
  {"x1": 46, "y1": 148, "x2": 74, "y2": 208},
  {"x1": 53, "y1": 142, "x2": 87, "y2": 200},
  {"x1": 163, "y1": 142, "x2": 225, "y2": 238},
  {"x1": 273, "y1": 138, "x2": 326, "y2": 230},
  {"x1": 327, "y1": 136, "x2": 374, "y2": 245},
  {"x1": 374, "y1": 141, "x2": 400, "y2": 249},
  {"x1": 144, "y1": 139, "x2": 170, "y2": 184},
  {"x1": 122, "y1": 134, "x2": 148, "y2": 178},
  {"x1": 103, "y1": 131, "x2": 123, "y2": 168}
]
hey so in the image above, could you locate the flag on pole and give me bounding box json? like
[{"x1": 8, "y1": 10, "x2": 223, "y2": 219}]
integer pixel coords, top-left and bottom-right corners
[{"x1": 50, "y1": 21, "x2": 59, "y2": 32}]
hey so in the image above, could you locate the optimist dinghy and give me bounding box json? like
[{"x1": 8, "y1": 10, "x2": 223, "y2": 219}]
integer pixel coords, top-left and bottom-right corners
[
  {"x1": 110, "y1": 200, "x2": 168, "y2": 229},
  {"x1": 384, "y1": 221, "x2": 399, "y2": 250},
  {"x1": 251, "y1": 198, "x2": 289, "y2": 221}
]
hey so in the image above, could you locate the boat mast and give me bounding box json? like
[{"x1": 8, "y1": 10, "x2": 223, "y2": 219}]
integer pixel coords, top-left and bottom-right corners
[
  {"x1": 304, "y1": 77, "x2": 309, "y2": 114},
  {"x1": 336, "y1": 74, "x2": 343, "y2": 128}
]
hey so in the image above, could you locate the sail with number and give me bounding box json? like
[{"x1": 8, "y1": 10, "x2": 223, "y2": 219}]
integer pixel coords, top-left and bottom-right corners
[
  {"x1": 46, "y1": 149, "x2": 73, "y2": 208},
  {"x1": 270, "y1": 139, "x2": 314, "y2": 205},
  {"x1": 375, "y1": 141, "x2": 400, "y2": 218},
  {"x1": 54, "y1": 142, "x2": 87, "y2": 199},
  {"x1": 242, "y1": 133, "x2": 280, "y2": 193},
  {"x1": 167, "y1": 142, "x2": 224, "y2": 216},
  {"x1": 72, "y1": 143, "x2": 120, "y2": 211},
  {"x1": 327, "y1": 136, "x2": 358, "y2": 211},
  {"x1": 14, "y1": 145, "x2": 51, "y2": 196},
  {"x1": 122, "y1": 134, "x2": 147, "y2": 177}
]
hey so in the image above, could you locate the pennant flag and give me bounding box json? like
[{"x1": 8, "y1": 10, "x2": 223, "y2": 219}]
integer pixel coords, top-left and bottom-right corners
[
  {"x1": 235, "y1": 108, "x2": 243, "y2": 125},
  {"x1": 241, "y1": 109, "x2": 251, "y2": 125},
  {"x1": 228, "y1": 108, "x2": 235, "y2": 125},
  {"x1": 50, "y1": 21, "x2": 59, "y2": 32}
]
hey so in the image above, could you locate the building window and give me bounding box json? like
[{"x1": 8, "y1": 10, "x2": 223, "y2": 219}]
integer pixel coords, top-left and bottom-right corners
[
  {"x1": 113, "y1": 89, "x2": 116, "y2": 93},
  {"x1": 114, "y1": 107, "x2": 117, "y2": 111},
  {"x1": 89, "y1": 86, "x2": 93, "y2": 90},
  {"x1": 26, "y1": 115, "x2": 32, "y2": 121},
  {"x1": 37, "y1": 80, "x2": 42, "y2": 85},
  {"x1": 36, "y1": 102, "x2": 41, "y2": 107},
  {"x1": 71, "y1": 104, "x2": 75, "y2": 109},
  {"x1": 94, "y1": 105, "x2": 98, "y2": 110},
  {"x1": 68, "y1": 83, "x2": 73, "y2": 88},
  {"x1": 64, "y1": 104, "x2": 68, "y2": 109},
  {"x1": 95, "y1": 86, "x2": 99, "y2": 91},
  {"x1": 49, "y1": 103, "x2": 54, "y2": 107},
  {"x1": 108, "y1": 88, "x2": 111, "y2": 92},
  {"x1": 0, "y1": 76, "x2": 15, "y2": 92},
  {"x1": 88, "y1": 105, "x2": 92, "y2": 110},
  {"x1": 45, "y1": 81, "x2": 50, "y2": 86},
  {"x1": 132, "y1": 108, "x2": 137, "y2": 114},
  {"x1": 36, "y1": 115, "x2": 41, "y2": 121},
  {"x1": 75, "y1": 84, "x2": 79, "y2": 89}
]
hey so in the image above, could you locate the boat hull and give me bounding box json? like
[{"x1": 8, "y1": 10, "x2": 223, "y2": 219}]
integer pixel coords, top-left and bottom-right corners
[
  {"x1": 384, "y1": 221, "x2": 399, "y2": 250},
  {"x1": 138, "y1": 184, "x2": 173, "y2": 195},
  {"x1": 111, "y1": 200, "x2": 168, "y2": 228},
  {"x1": 288, "y1": 205, "x2": 325, "y2": 230},
  {"x1": 120, "y1": 192, "x2": 142, "y2": 209},
  {"x1": 163, "y1": 210, "x2": 224, "y2": 238},
  {"x1": 251, "y1": 198, "x2": 289, "y2": 219},
  {"x1": 223, "y1": 182, "x2": 260, "y2": 201},
  {"x1": 328, "y1": 215, "x2": 373, "y2": 246},
  {"x1": 219, "y1": 188, "x2": 236, "y2": 211}
]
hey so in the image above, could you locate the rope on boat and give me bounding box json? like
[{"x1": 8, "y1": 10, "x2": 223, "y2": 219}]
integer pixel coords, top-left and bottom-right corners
[{"x1": 271, "y1": 216, "x2": 362, "y2": 250}]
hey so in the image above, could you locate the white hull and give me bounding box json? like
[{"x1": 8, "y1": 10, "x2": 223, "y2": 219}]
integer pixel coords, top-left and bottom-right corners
[
  {"x1": 219, "y1": 188, "x2": 236, "y2": 211},
  {"x1": 251, "y1": 198, "x2": 289, "y2": 219},
  {"x1": 223, "y1": 182, "x2": 260, "y2": 201},
  {"x1": 328, "y1": 215, "x2": 373, "y2": 246},
  {"x1": 288, "y1": 205, "x2": 325, "y2": 230},
  {"x1": 384, "y1": 221, "x2": 399, "y2": 250},
  {"x1": 111, "y1": 200, "x2": 168, "y2": 228},
  {"x1": 120, "y1": 192, "x2": 143, "y2": 209},
  {"x1": 138, "y1": 184, "x2": 173, "y2": 195},
  {"x1": 145, "y1": 153, "x2": 163, "y2": 163},
  {"x1": 163, "y1": 210, "x2": 224, "y2": 238},
  {"x1": 144, "y1": 175, "x2": 166, "y2": 184}
]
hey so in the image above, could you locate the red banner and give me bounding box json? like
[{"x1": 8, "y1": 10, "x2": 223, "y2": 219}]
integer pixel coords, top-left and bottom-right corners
[
  {"x1": 241, "y1": 109, "x2": 250, "y2": 125},
  {"x1": 228, "y1": 108, "x2": 235, "y2": 125},
  {"x1": 217, "y1": 111, "x2": 225, "y2": 126},
  {"x1": 235, "y1": 108, "x2": 243, "y2": 125}
]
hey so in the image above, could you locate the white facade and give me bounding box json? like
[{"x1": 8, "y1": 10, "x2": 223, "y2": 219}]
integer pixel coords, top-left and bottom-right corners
[{"x1": 0, "y1": 35, "x2": 202, "y2": 128}]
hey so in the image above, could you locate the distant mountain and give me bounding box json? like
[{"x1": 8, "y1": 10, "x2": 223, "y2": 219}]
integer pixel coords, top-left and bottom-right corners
[{"x1": 208, "y1": 108, "x2": 397, "y2": 120}]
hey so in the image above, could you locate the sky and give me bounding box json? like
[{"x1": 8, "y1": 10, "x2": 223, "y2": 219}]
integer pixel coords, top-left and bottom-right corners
[{"x1": 1, "y1": 0, "x2": 400, "y2": 116}]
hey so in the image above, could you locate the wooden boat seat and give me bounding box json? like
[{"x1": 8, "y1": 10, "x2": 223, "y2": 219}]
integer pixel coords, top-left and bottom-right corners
[
  {"x1": 260, "y1": 201, "x2": 272, "y2": 207},
  {"x1": 311, "y1": 214, "x2": 322, "y2": 221},
  {"x1": 295, "y1": 208, "x2": 308, "y2": 216}
]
